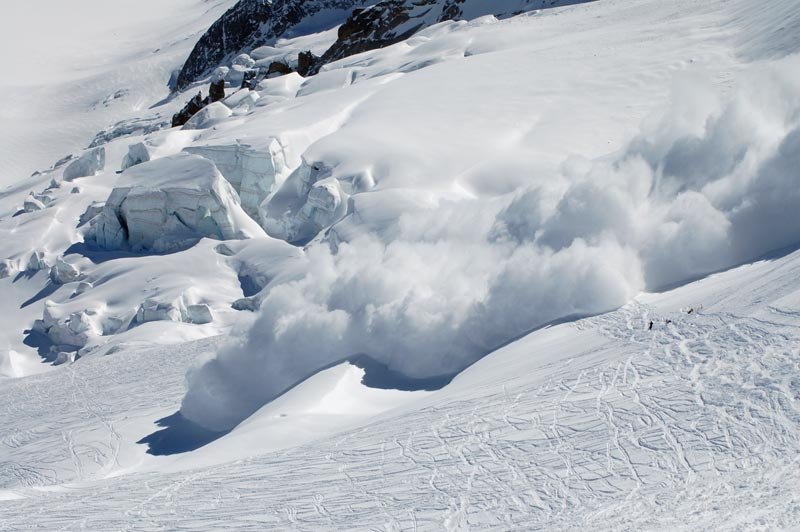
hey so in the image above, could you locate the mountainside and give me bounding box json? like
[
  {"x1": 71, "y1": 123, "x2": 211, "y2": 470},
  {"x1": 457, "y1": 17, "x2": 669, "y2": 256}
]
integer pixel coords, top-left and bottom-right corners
[
  {"x1": 174, "y1": 0, "x2": 365, "y2": 90},
  {"x1": 176, "y1": 0, "x2": 591, "y2": 87},
  {"x1": 311, "y1": 0, "x2": 591, "y2": 74},
  {"x1": 2, "y1": 0, "x2": 800, "y2": 528}
]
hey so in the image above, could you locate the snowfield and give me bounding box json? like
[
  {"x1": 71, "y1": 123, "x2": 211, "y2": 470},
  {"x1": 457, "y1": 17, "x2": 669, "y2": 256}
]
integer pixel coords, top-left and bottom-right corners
[{"x1": 1, "y1": 0, "x2": 800, "y2": 529}]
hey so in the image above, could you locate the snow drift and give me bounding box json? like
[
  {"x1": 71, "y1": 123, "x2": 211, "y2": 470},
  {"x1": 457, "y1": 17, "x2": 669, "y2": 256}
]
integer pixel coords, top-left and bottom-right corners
[{"x1": 181, "y1": 55, "x2": 800, "y2": 431}]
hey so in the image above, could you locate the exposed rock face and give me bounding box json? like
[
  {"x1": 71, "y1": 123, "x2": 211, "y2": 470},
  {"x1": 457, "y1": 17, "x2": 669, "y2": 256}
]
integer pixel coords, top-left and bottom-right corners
[
  {"x1": 296, "y1": 51, "x2": 321, "y2": 77},
  {"x1": 174, "y1": 0, "x2": 366, "y2": 91},
  {"x1": 311, "y1": 0, "x2": 579, "y2": 74},
  {"x1": 35, "y1": 304, "x2": 101, "y2": 349},
  {"x1": 177, "y1": 0, "x2": 590, "y2": 86},
  {"x1": 87, "y1": 153, "x2": 265, "y2": 253},
  {"x1": 172, "y1": 92, "x2": 206, "y2": 128},
  {"x1": 266, "y1": 61, "x2": 293, "y2": 78},
  {"x1": 209, "y1": 79, "x2": 226, "y2": 102},
  {"x1": 0, "y1": 260, "x2": 14, "y2": 279},
  {"x1": 49, "y1": 257, "x2": 81, "y2": 285}
]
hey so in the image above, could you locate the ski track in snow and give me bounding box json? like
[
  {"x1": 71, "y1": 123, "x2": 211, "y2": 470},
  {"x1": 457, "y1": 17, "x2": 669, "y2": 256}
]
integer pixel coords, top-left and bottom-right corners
[{"x1": 2, "y1": 251, "x2": 799, "y2": 530}]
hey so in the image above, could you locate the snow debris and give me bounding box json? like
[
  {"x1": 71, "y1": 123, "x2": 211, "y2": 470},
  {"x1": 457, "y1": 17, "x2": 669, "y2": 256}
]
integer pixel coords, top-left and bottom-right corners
[
  {"x1": 49, "y1": 257, "x2": 81, "y2": 285},
  {"x1": 232, "y1": 53, "x2": 256, "y2": 69},
  {"x1": 182, "y1": 101, "x2": 233, "y2": 130},
  {"x1": 121, "y1": 142, "x2": 152, "y2": 170},
  {"x1": 73, "y1": 281, "x2": 93, "y2": 297},
  {"x1": 0, "y1": 259, "x2": 15, "y2": 279},
  {"x1": 23, "y1": 195, "x2": 46, "y2": 213},
  {"x1": 186, "y1": 304, "x2": 214, "y2": 324},
  {"x1": 63, "y1": 147, "x2": 105, "y2": 181},
  {"x1": 136, "y1": 298, "x2": 183, "y2": 324},
  {"x1": 26, "y1": 251, "x2": 48, "y2": 272}
]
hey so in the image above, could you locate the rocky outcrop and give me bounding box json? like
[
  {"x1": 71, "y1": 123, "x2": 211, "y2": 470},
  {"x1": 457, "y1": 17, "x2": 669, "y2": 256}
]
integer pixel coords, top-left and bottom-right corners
[
  {"x1": 174, "y1": 0, "x2": 366, "y2": 91},
  {"x1": 176, "y1": 0, "x2": 590, "y2": 87},
  {"x1": 310, "y1": 0, "x2": 575, "y2": 74},
  {"x1": 171, "y1": 92, "x2": 206, "y2": 128},
  {"x1": 63, "y1": 147, "x2": 105, "y2": 181}
]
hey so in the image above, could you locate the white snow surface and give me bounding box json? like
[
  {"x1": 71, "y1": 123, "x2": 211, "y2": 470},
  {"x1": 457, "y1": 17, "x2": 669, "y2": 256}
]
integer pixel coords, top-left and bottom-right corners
[{"x1": 1, "y1": 0, "x2": 800, "y2": 528}]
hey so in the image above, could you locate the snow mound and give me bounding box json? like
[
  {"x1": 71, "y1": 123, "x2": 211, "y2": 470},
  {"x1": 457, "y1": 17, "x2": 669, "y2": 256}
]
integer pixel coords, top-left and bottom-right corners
[
  {"x1": 182, "y1": 101, "x2": 232, "y2": 130},
  {"x1": 63, "y1": 147, "x2": 105, "y2": 181},
  {"x1": 184, "y1": 139, "x2": 287, "y2": 220},
  {"x1": 87, "y1": 153, "x2": 265, "y2": 252}
]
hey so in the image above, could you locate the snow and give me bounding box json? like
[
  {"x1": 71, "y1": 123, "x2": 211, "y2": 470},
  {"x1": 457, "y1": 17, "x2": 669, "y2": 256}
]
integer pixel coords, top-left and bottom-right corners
[
  {"x1": 0, "y1": 0, "x2": 238, "y2": 186},
  {"x1": 184, "y1": 138, "x2": 288, "y2": 219},
  {"x1": 62, "y1": 147, "x2": 105, "y2": 181},
  {"x1": 87, "y1": 153, "x2": 265, "y2": 252},
  {"x1": 1, "y1": 0, "x2": 800, "y2": 528}
]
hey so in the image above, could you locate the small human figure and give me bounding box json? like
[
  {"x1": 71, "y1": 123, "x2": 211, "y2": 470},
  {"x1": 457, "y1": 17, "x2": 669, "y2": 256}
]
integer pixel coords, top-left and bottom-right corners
[{"x1": 648, "y1": 320, "x2": 654, "y2": 331}]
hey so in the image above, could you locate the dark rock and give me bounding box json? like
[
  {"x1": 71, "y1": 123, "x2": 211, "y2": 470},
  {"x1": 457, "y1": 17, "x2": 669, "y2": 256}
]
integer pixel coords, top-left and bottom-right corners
[
  {"x1": 172, "y1": 92, "x2": 206, "y2": 128},
  {"x1": 240, "y1": 69, "x2": 260, "y2": 90},
  {"x1": 175, "y1": 0, "x2": 593, "y2": 88},
  {"x1": 311, "y1": 0, "x2": 594, "y2": 75},
  {"x1": 297, "y1": 51, "x2": 321, "y2": 77},
  {"x1": 174, "y1": 0, "x2": 366, "y2": 91},
  {"x1": 209, "y1": 79, "x2": 226, "y2": 103},
  {"x1": 266, "y1": 61, "x2": 293, "y2": 78}
]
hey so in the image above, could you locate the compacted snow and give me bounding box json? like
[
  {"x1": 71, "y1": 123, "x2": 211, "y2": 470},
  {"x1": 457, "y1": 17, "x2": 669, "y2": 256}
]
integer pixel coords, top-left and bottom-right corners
[{"x1": 1, "y1": 0, "x2": 800, "y2": 529}]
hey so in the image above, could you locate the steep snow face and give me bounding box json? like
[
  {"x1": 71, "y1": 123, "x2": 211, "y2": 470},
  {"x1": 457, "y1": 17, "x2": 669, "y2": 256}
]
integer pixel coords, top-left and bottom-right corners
[
  {"x1": 174, "y1": 0, "x2": 367, "y2": 90},
  {"x1": 88, "y1": 154, "x2": 265, "y2": 252}
]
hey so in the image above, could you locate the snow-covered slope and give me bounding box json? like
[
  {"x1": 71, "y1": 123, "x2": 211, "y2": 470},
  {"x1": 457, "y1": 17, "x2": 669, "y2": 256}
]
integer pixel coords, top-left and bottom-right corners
[
  {"x1": 0, "y1": 0, "x2": 237, "y2": 186},
  {"x1": 1, "y1": 0, "x2": 800, "y2": 528}
]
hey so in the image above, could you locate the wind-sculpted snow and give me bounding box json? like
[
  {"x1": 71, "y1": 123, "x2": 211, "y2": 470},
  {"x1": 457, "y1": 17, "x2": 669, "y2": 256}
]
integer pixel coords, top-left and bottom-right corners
[{"x1": 182, "y1": 54, "x2": 800, "y2": 431}]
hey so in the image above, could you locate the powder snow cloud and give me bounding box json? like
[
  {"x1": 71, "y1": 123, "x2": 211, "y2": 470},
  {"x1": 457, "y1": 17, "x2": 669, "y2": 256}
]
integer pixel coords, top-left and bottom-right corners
[{"x1": 182, "y1": 54, "x2": 800, "y2": 432}]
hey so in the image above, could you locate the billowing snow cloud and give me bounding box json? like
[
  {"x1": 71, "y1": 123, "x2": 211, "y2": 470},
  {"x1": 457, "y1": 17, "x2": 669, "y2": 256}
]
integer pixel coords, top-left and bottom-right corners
[{"x1": 182, "y1": 55, "x2": 800, "y2": 432}]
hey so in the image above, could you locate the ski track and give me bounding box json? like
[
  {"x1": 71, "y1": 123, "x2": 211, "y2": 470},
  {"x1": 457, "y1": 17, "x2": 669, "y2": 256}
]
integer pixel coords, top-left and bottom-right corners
[{"x1": 2, "y1": 255, "x2": 800, "y2": 530}]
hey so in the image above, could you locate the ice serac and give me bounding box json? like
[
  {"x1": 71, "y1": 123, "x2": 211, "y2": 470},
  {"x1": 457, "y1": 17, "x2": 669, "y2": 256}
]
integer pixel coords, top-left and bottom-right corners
[
  {"x1": 121, "y1": 142, "x2": 151, "y2": 171},
  {"x1": 183, "y1": 139, "x2": 287, "y2": 220},
  {"x1": 174, "y1": 0, "x2": 367, "y2": 90},
  {"x1": 63, "y1": 147, "x2": 105, "y2": 181},
  {"x1": 300, "y1": 0, "x2": 595, "y2": 75},
  {"x1": 260, "y1": 159, "x2": 350, "y2": 244},
  {"x1": 87, "y1": 153, "x2": 265, "y2": 253}
]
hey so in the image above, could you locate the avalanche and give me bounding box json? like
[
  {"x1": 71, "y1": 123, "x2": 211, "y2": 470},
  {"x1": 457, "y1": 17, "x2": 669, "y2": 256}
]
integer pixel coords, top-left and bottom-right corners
[{"x1": 1, "y1": 0, "x2": 800, "y2": 529}]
